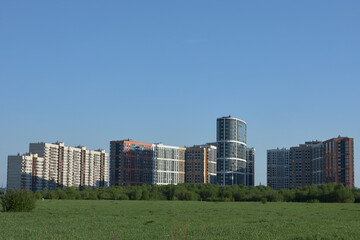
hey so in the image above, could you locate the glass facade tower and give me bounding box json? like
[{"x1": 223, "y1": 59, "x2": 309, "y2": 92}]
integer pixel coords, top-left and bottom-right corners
[{"x1": 216, "y1": 116, "x2": 247, "y2": 186}]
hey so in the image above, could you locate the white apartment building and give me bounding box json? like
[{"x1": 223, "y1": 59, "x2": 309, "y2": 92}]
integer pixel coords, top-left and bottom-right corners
[
  {"x1": 7, "y1": 142, "x2": 108, "y2": 191},
  {"x1": 267, "y1": 148, "x2": 290, "y2": 190},
  {"x1": 152, "y1": 143, "x2": 186, "y2": 185}
]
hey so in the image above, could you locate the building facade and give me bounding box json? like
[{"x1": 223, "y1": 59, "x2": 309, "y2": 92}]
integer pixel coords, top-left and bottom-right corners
[
  {"x1": 110, "y1": 140, "x2": 153, "y2": 186},
  {"x1": 312, "y1": 142, "x2": 324, "y2": 185},
  {"x1": 323, "y1": 137, "x2": 354, "y2": 188},
  {"x1": 246, "y1": 147, "x2": 255, "y2": 187},
  {"x1": 268, "y1": 137, "x2": 354, "y2": 189},
  {"x1": 153, "y1": 144, "x2": 186, "y2": 185},
  {"x1": 267, "y1": 148, "x2": 290, "y2": 190},
  {"x1": 110, "y1": 140, "x2": 186, "y2": 186},
  {"x1": 289, "y1": 142, "x2": 320, "y2": 189},
  {"x1": 7, "y1": 142, "x2": 108, "y2": 191},
  {"x1": 216, "y1": 116, "x2": 247, "y2": 186},
  {"x1": 185, "y1": 145, "x2": 217, "y2": 184},
  {"x1": 7, "y1": 153, "x2": 44, "y2": 191}
]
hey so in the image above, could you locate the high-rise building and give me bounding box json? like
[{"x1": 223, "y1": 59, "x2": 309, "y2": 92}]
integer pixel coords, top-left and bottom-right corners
[
  {"x1": 289, "y1": 141, "x2": 321, "y2": 189},
  {"x1": 246, "y1": 147, "x2": 255, "y2": 187},
  {"x1": 110, "y1": 140, "x2": 186, "y2": 186},
  {"x1": 312, "y1": 142, "x2": 324, "y2": 185},
  {"x1": 216, "y1": 116, "x2": 247, "y2": 186},
  {"x1": 185, "y1": 145, "x2": 217, "y2": 184},
  {"x1": 7, "y1": 142, "x2": 108, "y2": 191},
  {"x1": 7, "y1": 153, "x2": 44, "y2": 191},
  {"x1": 110, "y1": 140, "x2": 153, "y2": 186},
  {"x1": 268, "y1": 137, "x2": 354, "y2": 189},
  {"x1": 153, "y1": 143, "x2": 186, "y2": 185},
  {"x1": 323, "y1": 137, "x2": 354, "y2": 188},
  {"x1": 267, "y1": 148, "x2": 290, "y2": 190}
]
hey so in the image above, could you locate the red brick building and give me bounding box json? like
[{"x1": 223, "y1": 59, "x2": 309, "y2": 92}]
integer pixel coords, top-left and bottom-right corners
[
  {"x1": 323, "y1": 137, "x2": 354, "y2": 188},
  {"x1": 110, "y1": 140, "x2": 153, "y2": 186}
]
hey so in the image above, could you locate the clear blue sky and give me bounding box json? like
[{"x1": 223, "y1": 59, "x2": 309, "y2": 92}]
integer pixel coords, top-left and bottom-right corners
[{"x1": 1, "y1": 1, "x2": 359, "y2": 187}]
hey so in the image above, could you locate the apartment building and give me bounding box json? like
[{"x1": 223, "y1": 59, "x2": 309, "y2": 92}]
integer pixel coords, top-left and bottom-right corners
[
  {"x1": 185, "y1": 145, "x2": 217, "y2": 184},
  {"x1": 7, "y1": 142, "x2": 108, "y2": 191},
  {"x1": 246, "y1": 147, "x2": 255, "y2": 187},
  {"x1": 110, "y1": 139, "x2": 186, "y2": 186},
  {"x1": 312, "y1": 142, "x2": 324, "y2": 185},
  {"x1": 323, "y1": 137, "x2": 354, "y2": 188},
  {"x1": 110, "y1": 140, "x2": 153, "y2": 186},
  {"x1": 267, "y1": 148, "x2": 290, "y2": 190},
  {"x1": 216, "y1": 116, "x2": 247, "y2": 186},
  {"x1": 289, "y1": 141, "x2": 321, "y2": 189},
  {"x1": 153, "y1": 143, "x2": 186, "y2": 185},
  {"x1": 7, "y1": 153, "x2": 44, "y2": 191},
  {"x1": 268, "y1": 137, "x2": 354, "y2": 189}
]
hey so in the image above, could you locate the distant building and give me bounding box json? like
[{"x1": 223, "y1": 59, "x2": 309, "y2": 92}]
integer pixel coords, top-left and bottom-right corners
[
  {"x1": 185, "y1": 145, "x2": 217, "y2": 184},
  {"x1": 312, "y1": 142, "x2": 324, "y2": 185},
  {"x1": 7, "y1": 142, "x2": 108, "y2": 191},
  {"x1": 268, "y1": 137, "x2": 355, "y2": 189},
  {"x1": 7, "y1": 153, "x2": 44, "y2": 191},
  {"x1": 153, "y1": 143, "x2": 186, "y2": 185},
  {"x1": 246, "y1": 147, "x2": 255, "y2": 187},
  {"x1": 110, "y1": 139, "x2": 186, "y2": 186},
  {"x1": 267, "y1": 148, "x2": 290, "y2": 190},
  {"x1": 323, "y1": 137, "x2": 354, "y2": 188},
  {"x1": 216, "y1": 116, "x2": 247, "y2": 186},
  {"x1": 289, "y1": 141, "x2": 321, "y2": 189},
  {"x1": 110, "y1": 140, "x2": 153, "y2": 186}
]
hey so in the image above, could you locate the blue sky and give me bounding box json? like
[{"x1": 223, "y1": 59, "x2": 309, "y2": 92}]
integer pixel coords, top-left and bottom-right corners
[{"x1": 0, "y1": 1, "x2": 359, "y2": 187}]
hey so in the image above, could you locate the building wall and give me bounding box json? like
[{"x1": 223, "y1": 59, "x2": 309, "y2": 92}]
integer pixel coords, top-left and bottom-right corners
[
  {"x1": 216, "y1": 116, "x2": 247, "y2": 186},
  {"x1": 323, "y1": 137, "x2": 354, "y2": 188},
  {"x1": 312, "y1": 143, "x2": 323, "y2": 185},
  {"x1": 153, "y1": 144, "x2": 186, "y2": 185},
  {"x1": 7, "y1": 155, "x2": 24, "y2": 190},
  {"x1": 7, "y1": 142, "x2": 108, "y2": 191},
  {"x1": 289, "y1": 142, "x2": 320, "y2": 189},
  {"x1": 110, "y1": 140, "x2": 153, "y2": 186},
  {"x1": 246, "y1": 148, "x2": 255, "y2": 187},
  {"x1": 267, "y1": 148, "x2": 290, "y2": 190},
  {"x1": 185, "y1": 145, "x2": 217, "y2": 184}
]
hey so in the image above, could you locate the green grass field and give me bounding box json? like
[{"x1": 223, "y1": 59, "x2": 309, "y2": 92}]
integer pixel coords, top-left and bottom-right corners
[{"x1": 1, "y1": 200, "x2": 360, "y2": 239}]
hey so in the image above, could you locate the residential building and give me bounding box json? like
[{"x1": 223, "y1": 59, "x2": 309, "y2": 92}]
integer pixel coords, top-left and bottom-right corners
[
  {"x1": 7, "y1": 153, "x2": 44, "y2": 191},
  {"x1": 267, "y1": 148, "x2": 290, "y2": 190},
  {"x1": 110, "y1": 139, "x2": 153, "y2": 186},
  {"x1": 323, "y1": 137, "x2": 354, "y2": 188},
  {"x1": 312, "y1": 142, "x2": 324, "y2": 185},
  {"x1": 289, "y1": 141, "x2": 320, "y2": 189},
  {"x1": 153, "y1": 143, "x2": 186, "y2": 185},
  {"x1": 246, "y1": 147, "x2": 255, "y2": 187},
  {"x1": 7, "y1": 142, "x2": 108, "y2": 191},
  {"x1": 268, "y1": 136, "x2": 354, "y2": 189},
  {"x1": 185, "y1": 145, "x2": 217, "y2": 184},
  {"x1": 110, "y1": 139, "x2": 186, "y2": 186},
  {"x1": 216, "y1": 116, "x2": 247, "y2": 186}
]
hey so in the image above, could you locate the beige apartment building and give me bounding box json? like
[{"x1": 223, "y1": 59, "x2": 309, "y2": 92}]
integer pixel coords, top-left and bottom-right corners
[
  {"x1": 185, "y1": 145, "x2": 217, "y2": 184},
  {"x1": 7, "y1": 142, "x2": 108, "y2": 191}
]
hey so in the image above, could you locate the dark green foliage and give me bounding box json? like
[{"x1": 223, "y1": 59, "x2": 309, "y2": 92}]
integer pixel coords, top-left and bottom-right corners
[
  {"x1": 29, "y1": 183, "x2": 360, "y2": 203},
  {"x1": 261, "y1": 197, "x2": 267, "y2": 204},
  {"x1": 1, "y1": 189, "x2": 36, "y2": 212}
]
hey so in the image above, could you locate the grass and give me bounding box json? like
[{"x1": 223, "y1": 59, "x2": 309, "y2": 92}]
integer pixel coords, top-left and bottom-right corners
[{"x1": 1, "y1": 200, "x2": 360, "y2": 239}]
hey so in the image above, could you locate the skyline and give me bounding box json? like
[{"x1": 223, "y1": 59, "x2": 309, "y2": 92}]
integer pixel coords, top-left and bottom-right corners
[{"x1": 1, "y1": 1, "x2": 359, "y2": 187}]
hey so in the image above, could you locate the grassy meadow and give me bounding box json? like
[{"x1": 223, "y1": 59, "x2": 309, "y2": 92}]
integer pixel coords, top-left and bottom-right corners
[{"x1": 1, "y1": 200, "x2": 360, "y2": 239}]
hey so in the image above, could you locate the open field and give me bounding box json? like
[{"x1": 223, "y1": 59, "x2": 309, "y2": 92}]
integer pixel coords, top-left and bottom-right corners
[{"x1": 1, "y1": 200, "x2": 360, "y2": 239}]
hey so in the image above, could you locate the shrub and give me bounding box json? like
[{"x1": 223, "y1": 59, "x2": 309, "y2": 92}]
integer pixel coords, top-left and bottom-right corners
[
  {"x1": 261, "y1": 197, "x2": 267, "y2": 204},
  {"x1": 1, "y1": 189, "x2": 36, "y2": 212}
]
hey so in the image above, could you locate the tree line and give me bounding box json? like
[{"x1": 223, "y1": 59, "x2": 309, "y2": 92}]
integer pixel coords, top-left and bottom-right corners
[{"x1": 3, "y1": 183, "x2": 359, "y2": 203}]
